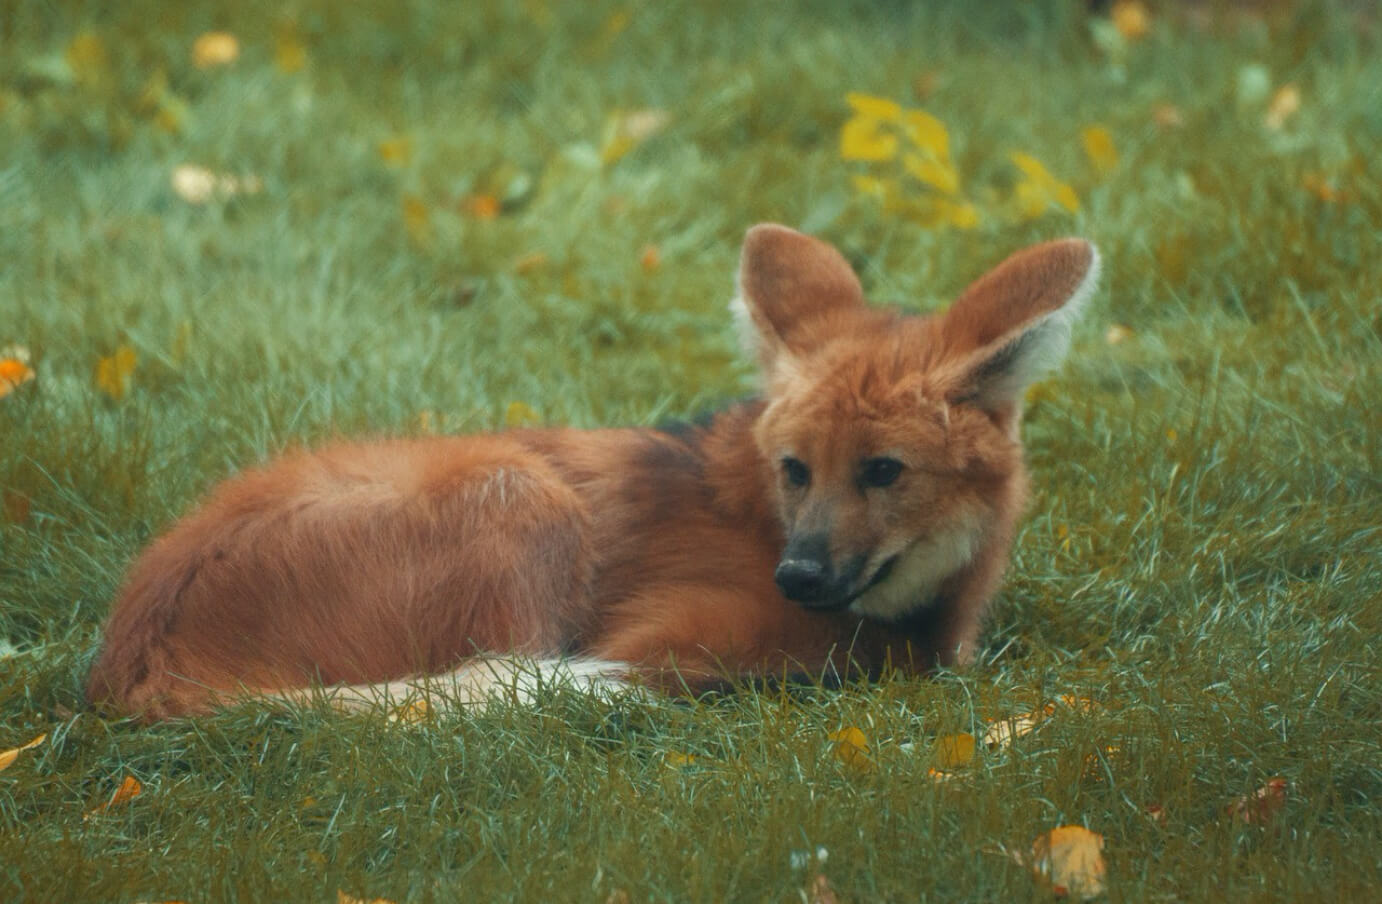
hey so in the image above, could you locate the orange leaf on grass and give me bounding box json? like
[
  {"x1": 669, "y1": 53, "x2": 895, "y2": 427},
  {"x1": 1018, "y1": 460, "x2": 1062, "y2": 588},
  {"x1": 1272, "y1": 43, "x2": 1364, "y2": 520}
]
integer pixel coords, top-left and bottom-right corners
[
  {"x1": 94, "y1": 345, "x2": 137, "y2": 401},
  {"x1": 462, "y1": 194, "x2": 501, "y2": 221},
  {"x1": 639, "y1": 244, "x2": 661, "y2": 273},
  {"x1": 86, "y1": 774, "x2": 142, "y2": 818},
  {"x1": 0, "y1": 733, "x2": 46, "y2": 772},
  {"x1": 0, "y1": 346, "x2": 35, "y2": 399},
  {"x1": 337, "y1": 891, "x2": 397, "y2": 904}
]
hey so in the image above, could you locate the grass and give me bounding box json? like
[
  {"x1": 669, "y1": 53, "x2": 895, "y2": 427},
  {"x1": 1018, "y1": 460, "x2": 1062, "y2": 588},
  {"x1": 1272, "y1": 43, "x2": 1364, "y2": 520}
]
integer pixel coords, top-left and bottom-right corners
[{"x1": 2, "y1": 0, "x2": 1380, "y2": 900}]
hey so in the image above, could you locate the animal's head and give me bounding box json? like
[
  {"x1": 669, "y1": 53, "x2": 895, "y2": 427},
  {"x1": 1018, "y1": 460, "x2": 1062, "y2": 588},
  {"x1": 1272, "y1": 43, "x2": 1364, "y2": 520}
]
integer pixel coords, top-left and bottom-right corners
[{"x1": 733, "y1": 224, "x2": 1099, "y2": 621}]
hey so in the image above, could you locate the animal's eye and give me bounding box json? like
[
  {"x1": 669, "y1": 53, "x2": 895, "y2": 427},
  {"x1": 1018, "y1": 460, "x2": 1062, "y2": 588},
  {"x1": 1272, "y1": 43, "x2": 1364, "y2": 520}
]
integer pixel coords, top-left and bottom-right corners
[
  {"x1": 781, "y1": 457, "x2": 810, "y2": 488},
  {"x1": 860, "y1": 457, "x2": 904, "y2": 489}
]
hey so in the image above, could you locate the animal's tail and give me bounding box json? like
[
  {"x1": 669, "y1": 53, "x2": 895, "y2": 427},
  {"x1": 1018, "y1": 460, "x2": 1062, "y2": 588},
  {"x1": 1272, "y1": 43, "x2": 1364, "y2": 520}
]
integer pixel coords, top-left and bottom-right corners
[{"x1": 273, "y1": 655, "x2": 642, "y2": 717}]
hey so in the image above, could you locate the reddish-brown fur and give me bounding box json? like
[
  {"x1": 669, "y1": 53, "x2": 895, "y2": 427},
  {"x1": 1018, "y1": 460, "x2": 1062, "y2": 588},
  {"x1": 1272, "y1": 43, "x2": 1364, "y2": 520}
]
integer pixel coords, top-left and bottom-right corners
[{"x1": 86, "y1": 225, "x2": 1097, "y2": 719}]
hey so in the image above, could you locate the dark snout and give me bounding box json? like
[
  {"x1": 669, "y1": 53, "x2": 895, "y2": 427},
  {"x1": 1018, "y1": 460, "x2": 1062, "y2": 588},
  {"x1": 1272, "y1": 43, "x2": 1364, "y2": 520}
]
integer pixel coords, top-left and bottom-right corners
[{"x1": 775, "y1": 533, "x2": 850, "y2": 608}]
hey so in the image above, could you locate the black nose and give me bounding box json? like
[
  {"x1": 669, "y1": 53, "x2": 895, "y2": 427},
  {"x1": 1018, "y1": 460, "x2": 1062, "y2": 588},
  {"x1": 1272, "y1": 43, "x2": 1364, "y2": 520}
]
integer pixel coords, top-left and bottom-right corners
[{"x1": 775, "y1": 558, "x2": 828, "y2": 602}]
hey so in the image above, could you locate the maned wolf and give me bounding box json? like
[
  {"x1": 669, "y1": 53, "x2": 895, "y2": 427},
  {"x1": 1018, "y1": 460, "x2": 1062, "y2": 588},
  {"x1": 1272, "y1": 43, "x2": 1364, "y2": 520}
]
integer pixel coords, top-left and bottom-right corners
[{"x1": 86, "y1": 224, "x2": 1099, "y2": 719}]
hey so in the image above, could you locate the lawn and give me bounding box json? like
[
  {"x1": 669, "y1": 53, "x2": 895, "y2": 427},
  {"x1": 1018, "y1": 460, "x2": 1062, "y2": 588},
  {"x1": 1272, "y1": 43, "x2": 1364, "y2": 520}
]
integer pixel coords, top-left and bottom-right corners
[{"x1": 2, "y1": 0, "x2": 1380, "y2": 900}]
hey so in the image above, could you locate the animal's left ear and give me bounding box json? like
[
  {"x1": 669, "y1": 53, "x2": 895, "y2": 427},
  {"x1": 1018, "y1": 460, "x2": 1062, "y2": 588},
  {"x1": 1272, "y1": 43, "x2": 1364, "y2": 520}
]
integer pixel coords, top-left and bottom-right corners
[
  {"x1": 938, "y1": 238, "x2": 1100, "y2": 411},
  {"x1": 731, "y1": 224, "x2": 865, "y2": 377}
]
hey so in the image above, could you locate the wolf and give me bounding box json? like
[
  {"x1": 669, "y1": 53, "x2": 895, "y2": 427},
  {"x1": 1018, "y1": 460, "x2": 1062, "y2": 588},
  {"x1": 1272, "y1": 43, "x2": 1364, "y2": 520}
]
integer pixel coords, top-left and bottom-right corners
[{"x1": 85, "y1": 224, "x2": 1098, "y2": 719}]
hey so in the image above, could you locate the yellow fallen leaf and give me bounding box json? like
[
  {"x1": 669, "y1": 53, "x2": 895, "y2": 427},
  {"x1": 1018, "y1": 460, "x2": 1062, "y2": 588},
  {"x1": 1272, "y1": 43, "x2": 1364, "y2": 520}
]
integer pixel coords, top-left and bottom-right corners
[
  {"x1": 1009, "y1": 152, "x2": 1080, "y2": 219},
  {"x1": 1264, "y1": 83, "x2": 1301, "y2": 131},
  {"x1": 512, "y1": 251, "x2": 548, "y2": 274},
  {"x1": 388, "y1": 698, "x2": 431, "y2": 724},
  {"x1": 275, "y1": 24, "x2": 308, "y2": 73},
  {"x1": 377, "y1": 136, "x2": 413, "y2": 165},
  {"x1": 1105, "y1": 324, "x2": 1133, "y2": 345},
  {"x1": 65, "y1": 32, "x2": 110, "y2": 87},
  {"x1": 86, "y1": 774, "x2": 142, "y2": 817},
  {"x1": 0, "y1": 733, "x2": 46, "y2": 772},
  {"x1": 1111, "y1": 0, "x2": 1150, "y2": 40},
  {"x1": 1081, "y1": 125, "x2": 1118, "y2": 177},
  {"x1": 829, "y1": 725, "x2": 875, "y2": 773},
  {"x1": 931, "y1": 732, "x2": 976, "y2": 770},
  {"x1": 402, "y1": 195, "x2": 431, "y2": 245},
  {"x1": 192, "y1": 31, "x2": 239, "y2": 68},
  {"x1": 94, "y1": 345, "x2": 137, "y2": 401},
  {"x1": 504, "y1": 401, "x2": 540, "y2": 427},
  {"x1": 1030, "y1": 826, "x2": 1106, "y2": 900},
  {"x1": 639, "y1": 243, "x2": 661, "y2": 273},
  {"x1": 900, "y1": 109, "x2": 950, "y2": 158},
  {"x1": 1225, "y1": 776, "x2": 1288, "y2": 825},
  {"x1": 663, "y1": 751, "x2": 700, "y2": 767},
  {"x1": 840, "y1": 115, "x2": 899, "y2": 162},
  {"x1": 845, "y1": 92, "x2": 902, "y2": 122},
  {"x1": 902, "y1": 152, "x2": 959, "y2": 195}
]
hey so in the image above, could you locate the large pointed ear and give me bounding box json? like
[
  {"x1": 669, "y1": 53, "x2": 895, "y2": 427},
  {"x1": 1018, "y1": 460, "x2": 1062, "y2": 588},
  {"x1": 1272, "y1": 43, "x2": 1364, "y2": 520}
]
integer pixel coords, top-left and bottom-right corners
[
  {"x1": 939, "y1": 238, "x2": 1100, "y2": 410},
  {"x1": 730, "y1": 224, "x2": 865, "y2": 376}
]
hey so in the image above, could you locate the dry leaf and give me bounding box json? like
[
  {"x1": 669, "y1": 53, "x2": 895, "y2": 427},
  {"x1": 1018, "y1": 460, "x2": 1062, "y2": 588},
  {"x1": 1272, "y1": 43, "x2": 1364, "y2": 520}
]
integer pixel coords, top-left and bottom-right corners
[
  {"x1": 1111, "y1": 1, "x2": 1151, "y2": 40},
  {"x1": 402, "y1": 195, "x2": 431, "y2": 245},
  {"x1": 1226, "y1": 777, "x2": 1287, "y2": 825},
  {"x1": 639, "y1": 244, "x2": 661, "y2": 273},
  {"x1": 3, "y1": 490, "x2": 31, "y2": 525},
  {"x1": 840, "y1": 114, "x2": 900, "y2": 162},
  {"x1": 932, "y1": 732, "x2": 976, "y2": 770},
  {"x1": 604, "y1": 891, "x2": 631, "y2": 904},
  {"x1": 0, "y1": 733, "x2": 47, "y2": 772},
  {"x1": 1105, "y1": 324, "x2": 1133, "y2": 345},
  {"x1": 829, "y1": 725, "x2": 875, "y2": 773},
  {"x1": 1152, "y1": 103, "x2": 1185, "y2": 129},
  {"x1": 388, "y1": 698, "x2": 431, "y2": 724},
  {"x1": 275, "y1": 26, "x2": 308, "y2": 73},
  {"x1": 94, "y1": 345, "x2": 137, "y2": 401},
  {"x1": 65, "y1": 32, "x2": 110, "y2": 87},
  {"x1": 1030, "y1": 826, "x2": 1107, "y2": 900},
  {"x1": 1080, "y1": 125, "x2": 1118, "y2": 177},
  {"x1": 1144, "y1": 804, "x2": 1167, "y2": 826},
  {"x1": 663, "y1": 751, "x2": 700, "y2": 767},
  {"x1": 462, "y1": 194, "x2": 501, "y2": 220},
  {"x1": 377, "y1": 136, "x2": 413, "y2": 165},
  {"x1": 983, "y1": 710, "x2": 1044, "y2": 750},
  {"x1": 512, "y1": 251, "x2": 548, "y2": 274},
  {"x1": 1264, "y1": 84, "x2": 1301, "y2": 131},
  {"x1": 504, "y1": 401, "x2": 540, "y2": 428},
  {"x1": 806, "y1": 873, "x2": 840, "y2": 904},
  {"x1": 192, "y1": 32, "x2": 239, "y2": 68},
  {"x1": 0, "y1": 348, "x2": 35, "y2": 398},
  {"x1": 86, "y1": 774, "x2": 142, "y2": 817},
  {"x1": 337, "y1": 891, "x2": 397, "y2": 904},
  {"x1": 1009, "y1": 152, "x2": 1080, "y2": 219}
]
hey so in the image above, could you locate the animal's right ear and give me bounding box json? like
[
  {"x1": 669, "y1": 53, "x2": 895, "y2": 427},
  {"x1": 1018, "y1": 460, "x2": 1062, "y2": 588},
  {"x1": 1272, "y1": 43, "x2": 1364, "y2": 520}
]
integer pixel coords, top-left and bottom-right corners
[{"x1": 730, "y1": 223, "x2": 865, "y2": 379}]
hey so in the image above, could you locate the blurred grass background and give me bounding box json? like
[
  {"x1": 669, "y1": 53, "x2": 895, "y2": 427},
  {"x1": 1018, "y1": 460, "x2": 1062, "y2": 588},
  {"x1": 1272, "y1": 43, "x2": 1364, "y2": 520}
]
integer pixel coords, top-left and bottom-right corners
[{"x1": 2, "y1": 0, "x2": 1380, "y2": 900}]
